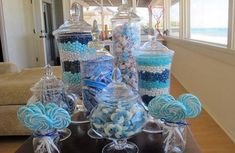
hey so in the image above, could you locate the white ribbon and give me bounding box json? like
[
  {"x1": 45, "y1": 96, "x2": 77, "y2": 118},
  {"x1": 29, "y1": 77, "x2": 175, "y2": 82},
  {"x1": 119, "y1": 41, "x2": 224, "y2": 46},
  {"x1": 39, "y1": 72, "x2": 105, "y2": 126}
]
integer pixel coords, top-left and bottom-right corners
[
  {"x1": 35, "y1": 136, "x2": 60, "y2": 153},
  {"x1": 163, "y1": 125, "x2": 186, "y2": 153}
]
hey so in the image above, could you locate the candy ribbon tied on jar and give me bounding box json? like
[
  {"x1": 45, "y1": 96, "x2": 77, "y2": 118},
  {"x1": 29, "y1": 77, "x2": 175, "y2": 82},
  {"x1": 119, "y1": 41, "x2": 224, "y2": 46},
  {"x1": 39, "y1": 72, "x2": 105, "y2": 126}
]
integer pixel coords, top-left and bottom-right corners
[
  {"x1": 33, "y1": 131, "x2": 60, "y2": 153},
  {"x1": 161, "y1": 119, "x2": 188, "y2": 153}
]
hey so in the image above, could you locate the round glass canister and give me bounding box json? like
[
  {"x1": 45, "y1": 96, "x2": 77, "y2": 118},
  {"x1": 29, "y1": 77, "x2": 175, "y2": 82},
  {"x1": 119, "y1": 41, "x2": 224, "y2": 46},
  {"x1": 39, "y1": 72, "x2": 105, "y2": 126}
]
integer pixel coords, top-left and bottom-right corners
[
  {"x1": 111, "y1": 0, "x2": 141, "y2": 90},
  {"x1": 90, "y1": 67, "x2": 147, "y2": 153},
  {"x1": 135, "y1": 38, "x2": 174, "y2": 133},
  {"x1": 53, "y1": 2, "x2": 96, "y2": 124},
  {"x1": 28, "y1": 65, "x2": 76, "y2": 141}
]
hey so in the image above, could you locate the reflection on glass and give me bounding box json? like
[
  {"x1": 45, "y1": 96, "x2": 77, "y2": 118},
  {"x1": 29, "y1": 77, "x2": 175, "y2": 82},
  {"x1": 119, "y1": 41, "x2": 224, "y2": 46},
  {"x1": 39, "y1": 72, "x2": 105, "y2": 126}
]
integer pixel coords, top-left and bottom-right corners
[
  {"x1": 170, "y1": 0, "x2": 180, "y2": 37},
  {"x1": 190, "y1": 0, "x2": 228, "y2": 45}
]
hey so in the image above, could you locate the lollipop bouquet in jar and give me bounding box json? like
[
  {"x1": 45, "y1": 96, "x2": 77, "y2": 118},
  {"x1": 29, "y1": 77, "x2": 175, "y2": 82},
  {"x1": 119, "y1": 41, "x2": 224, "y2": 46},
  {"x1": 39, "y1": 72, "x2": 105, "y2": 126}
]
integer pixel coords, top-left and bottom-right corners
[
  {"x1": 90, "y1": 67, "x2": 147, "y2": 153},
  {"x1": 148, "y1": 94, "x2": 202, "y2": 153}
]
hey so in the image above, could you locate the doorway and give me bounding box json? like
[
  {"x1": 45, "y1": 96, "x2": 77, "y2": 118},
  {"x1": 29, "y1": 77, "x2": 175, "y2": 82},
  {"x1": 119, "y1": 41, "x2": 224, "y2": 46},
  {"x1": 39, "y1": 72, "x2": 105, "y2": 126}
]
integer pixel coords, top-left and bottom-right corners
[{"x1": 42, "y1": 1, "x2": 56, "y2": 65}]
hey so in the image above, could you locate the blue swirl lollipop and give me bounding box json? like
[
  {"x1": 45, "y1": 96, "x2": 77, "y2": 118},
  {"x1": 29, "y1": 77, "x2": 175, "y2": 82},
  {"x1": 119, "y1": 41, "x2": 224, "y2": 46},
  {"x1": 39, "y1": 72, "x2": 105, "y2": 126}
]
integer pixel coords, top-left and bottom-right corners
[
  {"x1": 46, "y1": 104, "x2": 71, "y2": 129},
  {"x1": 148, "y1": 94, "x2": 175, "y2": 119},
  {"x1": 159, "y1": 102, "x2": 187, "y2": 122},
  {"x1": 178, "y1": 94, "x2": 202, "y2": 118}
]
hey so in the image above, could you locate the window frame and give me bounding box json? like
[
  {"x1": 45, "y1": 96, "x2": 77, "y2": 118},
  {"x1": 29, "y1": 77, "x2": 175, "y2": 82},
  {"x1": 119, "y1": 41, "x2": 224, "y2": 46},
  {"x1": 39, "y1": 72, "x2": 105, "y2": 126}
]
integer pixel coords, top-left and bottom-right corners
[
  {"x1": 165, "y1": 0, "x2": 235, "y2": 50},
  {"x1": 168, "y1": 0, "x2": 181, "y2": 37}
]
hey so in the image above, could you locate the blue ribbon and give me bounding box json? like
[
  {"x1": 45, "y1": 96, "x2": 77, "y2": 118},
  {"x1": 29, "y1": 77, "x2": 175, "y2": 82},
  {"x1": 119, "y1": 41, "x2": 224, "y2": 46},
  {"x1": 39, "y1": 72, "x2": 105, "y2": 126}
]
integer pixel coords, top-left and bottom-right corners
[
  {"x1": 33, "y1": 131, "x2": 58, "y2": 138},
  {"x1": 160, "y1": 118, "x2": 190, "y2": 126}
]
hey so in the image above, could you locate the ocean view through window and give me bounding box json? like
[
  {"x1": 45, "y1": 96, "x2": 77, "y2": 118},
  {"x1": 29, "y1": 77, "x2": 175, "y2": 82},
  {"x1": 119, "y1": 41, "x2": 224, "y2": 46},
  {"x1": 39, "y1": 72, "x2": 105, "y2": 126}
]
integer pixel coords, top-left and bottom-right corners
[
  {"x1": 169, "y1": 0, "x2": 180, "y2": 37},
  {"x1": 190, "y1": 0, "x2": 229, "y2": 45}
]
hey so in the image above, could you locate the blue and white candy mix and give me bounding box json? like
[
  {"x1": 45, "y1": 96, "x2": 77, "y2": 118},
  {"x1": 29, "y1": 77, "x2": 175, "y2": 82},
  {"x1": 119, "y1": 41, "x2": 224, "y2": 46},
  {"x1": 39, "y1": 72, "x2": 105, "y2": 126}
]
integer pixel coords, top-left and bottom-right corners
[
  {"x1": 90, "y1": 103, "x2": 147, "y2": 140},
  {"x1": 17, "y1": 102, "x2": 71, "y2": 131}
]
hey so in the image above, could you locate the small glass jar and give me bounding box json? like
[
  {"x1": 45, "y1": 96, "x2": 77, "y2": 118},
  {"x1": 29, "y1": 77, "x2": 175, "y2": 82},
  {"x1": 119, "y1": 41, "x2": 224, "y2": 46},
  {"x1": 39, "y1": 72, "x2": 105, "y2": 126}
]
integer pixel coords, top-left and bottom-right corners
[
  {"x1": 28, "y1": 65, "x2": 76, "y2": 116},
  {"x1": 53, "y1": 2, "x2": 95, "y2": 98},
  {"x1": 90, "y1": 67, "x2": 147, "y2": 153},
  {"x1": 33, "y1": 130, "x2": 60, "y2": 153},
  {"x1": 135, "y1": 38, "x2": 175, "y2": 105},
  {"x1": 162, "y1": 122, "x2": 187, "y2": 153},
  {"x1": 111, "y1": 0, "x2": 141, "y2": 90}
]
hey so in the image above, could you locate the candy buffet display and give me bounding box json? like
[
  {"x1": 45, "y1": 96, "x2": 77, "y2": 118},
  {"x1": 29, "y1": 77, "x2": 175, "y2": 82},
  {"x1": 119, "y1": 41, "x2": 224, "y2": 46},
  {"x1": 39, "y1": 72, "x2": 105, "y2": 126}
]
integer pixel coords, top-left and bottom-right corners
[
  {"x1": 17, "y1": 102, "x2": 71, "y2": 153},
  {"x1": 148, "y1": 94, "x2": 202, "y2": 153},
  {"x1": 135, "y1": 38, "x2": 175, "y2": 105},
  {"x1": 53, "y1": 2, "x2": 95, "y2": 98},
  {"x1": 111, "y1": 0, "x2": 141, "y2": 90},
  {"x1": 90, "y1": 67, "x2": 147, "y2": 153},
  {"x1": 81, "y1": 20, "x2": 114, "y2": 114}
]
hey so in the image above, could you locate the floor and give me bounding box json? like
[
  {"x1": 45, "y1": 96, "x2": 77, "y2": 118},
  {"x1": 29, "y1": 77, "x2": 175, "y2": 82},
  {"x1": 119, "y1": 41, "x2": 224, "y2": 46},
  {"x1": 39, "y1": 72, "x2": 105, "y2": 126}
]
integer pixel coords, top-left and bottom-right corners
[{"x1": 0, "y1": 76, "x2": 235, "y2": 153}]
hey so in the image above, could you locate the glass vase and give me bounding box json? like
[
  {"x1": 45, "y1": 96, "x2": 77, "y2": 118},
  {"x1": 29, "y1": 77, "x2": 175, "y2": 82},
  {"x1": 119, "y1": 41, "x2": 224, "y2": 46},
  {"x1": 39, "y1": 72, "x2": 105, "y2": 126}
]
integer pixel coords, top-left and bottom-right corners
[
  {"x1": 33, "y1": 130, "x2": 60, "y2": 153},
  {"x1": 162, "y1": 122, "x2": 187, "y2": 153}
]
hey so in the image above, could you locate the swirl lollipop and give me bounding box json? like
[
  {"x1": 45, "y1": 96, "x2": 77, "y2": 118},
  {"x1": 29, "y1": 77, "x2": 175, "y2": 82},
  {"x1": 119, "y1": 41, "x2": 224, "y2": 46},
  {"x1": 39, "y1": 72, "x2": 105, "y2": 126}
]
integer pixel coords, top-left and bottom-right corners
[
  {"x1": 178, "y1": 94, "x2": 202, "y2": 118},
  {"x1": 159, "y1": 102, "x2": 187, "y2": 122},
  {"x1": 148, "y1": 94, "x2": 175, "y2": 119}
]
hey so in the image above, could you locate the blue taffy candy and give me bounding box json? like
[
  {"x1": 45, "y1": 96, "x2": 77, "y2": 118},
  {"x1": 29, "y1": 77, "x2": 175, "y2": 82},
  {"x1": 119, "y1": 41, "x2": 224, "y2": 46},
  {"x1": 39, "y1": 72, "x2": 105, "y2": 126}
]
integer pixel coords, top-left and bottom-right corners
[
  {"x1": 148, "y1": 94, "x2": 175, "y2": 119},
  {"x1": 178, "y1": 94, "x2": 202, "y2": 118},
  {"x1": 159, "y1": 102, "x2": 187, "y2": 122},
  {"x1": 104, "y1": 123, "x2": 122, "y2": 138}
]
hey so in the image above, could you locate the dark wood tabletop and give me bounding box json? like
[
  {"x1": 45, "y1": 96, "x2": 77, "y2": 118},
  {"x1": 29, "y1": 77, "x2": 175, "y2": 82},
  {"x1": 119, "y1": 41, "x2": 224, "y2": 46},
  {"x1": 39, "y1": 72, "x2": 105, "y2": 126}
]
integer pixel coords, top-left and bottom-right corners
[{"x1": 15, "y1": 123, "x2": 201, "y2": 153}]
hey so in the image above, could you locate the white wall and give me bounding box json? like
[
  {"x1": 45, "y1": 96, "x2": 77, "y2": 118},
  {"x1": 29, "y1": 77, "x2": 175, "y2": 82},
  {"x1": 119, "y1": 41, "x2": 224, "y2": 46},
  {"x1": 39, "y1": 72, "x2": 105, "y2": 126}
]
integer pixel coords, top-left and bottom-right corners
[
  {"x1": 1, "y1": 0, "x2": 36, "y2": 69},
  {"x1": 165, "y1": 37, "x2": 235, "y2": 142}
]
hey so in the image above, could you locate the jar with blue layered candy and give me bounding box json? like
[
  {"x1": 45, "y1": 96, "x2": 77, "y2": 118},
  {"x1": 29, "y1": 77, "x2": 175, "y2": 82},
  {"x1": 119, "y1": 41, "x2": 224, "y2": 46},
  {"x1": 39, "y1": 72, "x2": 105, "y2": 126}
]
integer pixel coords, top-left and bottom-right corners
[
  {"x1": 111, "y1": 0, "x2": 141, "y2": 90},
  {"x1": 135, "y1": 38, "x2": 174, "y2": 134},
  {"x1": 90, "y1": 67, "x2": 147, "y2": 153},
  {"x1": 53, "y1": 2, "x2": 95, "y2": 98},
  {"x1": 135, "y1": 38, "x2": 174, "y2": 105}
]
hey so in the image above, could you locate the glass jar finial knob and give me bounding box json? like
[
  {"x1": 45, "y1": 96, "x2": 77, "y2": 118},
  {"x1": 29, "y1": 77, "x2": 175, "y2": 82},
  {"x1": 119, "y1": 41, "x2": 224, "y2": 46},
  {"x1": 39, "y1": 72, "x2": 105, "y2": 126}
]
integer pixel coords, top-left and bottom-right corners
[
  {"x1": 44, "y1": 64, "x2": 53, "y2": 76},
  {"x1": 70, "y1": 2, "x2": 80, "y2": 18}
]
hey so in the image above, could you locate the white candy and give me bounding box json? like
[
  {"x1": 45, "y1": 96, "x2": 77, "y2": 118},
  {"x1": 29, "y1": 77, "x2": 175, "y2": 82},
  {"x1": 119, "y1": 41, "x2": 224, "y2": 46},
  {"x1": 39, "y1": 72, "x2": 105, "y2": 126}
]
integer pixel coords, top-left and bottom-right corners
[{"x1": 139, "y1": 88, "x2": 169, "y2": 97}]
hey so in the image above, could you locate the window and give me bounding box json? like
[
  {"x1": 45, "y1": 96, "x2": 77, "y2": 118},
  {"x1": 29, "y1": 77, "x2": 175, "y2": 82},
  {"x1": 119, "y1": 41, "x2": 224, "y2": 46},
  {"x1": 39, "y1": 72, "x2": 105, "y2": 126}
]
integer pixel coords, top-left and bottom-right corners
[
  {"x1": 169, "y1": 0, "x2": 180, "y2": 37},
  {"x1": 190, "y1": 0, "x2": 229, "y2": 45},
  {"x1": 84, "y1": 6, "x2": 117, "y2": 31}
]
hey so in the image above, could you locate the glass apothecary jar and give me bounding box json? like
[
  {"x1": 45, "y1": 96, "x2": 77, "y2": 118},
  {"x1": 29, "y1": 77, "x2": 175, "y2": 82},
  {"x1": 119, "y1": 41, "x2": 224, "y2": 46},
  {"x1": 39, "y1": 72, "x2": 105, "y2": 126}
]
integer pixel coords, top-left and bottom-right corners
[
  {"x1": 111, "y1": 0, "x2": 141, "y2": 90},
  {"x1": 135, "y1": 38, "x2": 175, "y2": 105},
  {"x1": 53, "y1": 2, "x2": 95, "y2": 98},
  {"x1": 135, "y1": 38, "x2": 174, "y2": 133},
  {"x1": 90, "y1": 68, "x2": 147, "y2": 153},
  {"x1": 28, "y1": 65, "x2": 76, "y2": 116}
]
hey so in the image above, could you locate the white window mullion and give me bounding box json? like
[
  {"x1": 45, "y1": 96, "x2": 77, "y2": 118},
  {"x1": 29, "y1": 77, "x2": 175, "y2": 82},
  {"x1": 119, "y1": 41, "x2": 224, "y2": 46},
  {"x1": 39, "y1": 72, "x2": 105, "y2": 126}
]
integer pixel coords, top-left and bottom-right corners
[
  {"x1": 181, "y1": 0, "x2": 190, "y2": 39},
  {"x1": 163, "y1": 0, "x2": 170, "y2": 31},
  {"x1": 228, "y1": 0, "x2": 235, "y2": 49}
]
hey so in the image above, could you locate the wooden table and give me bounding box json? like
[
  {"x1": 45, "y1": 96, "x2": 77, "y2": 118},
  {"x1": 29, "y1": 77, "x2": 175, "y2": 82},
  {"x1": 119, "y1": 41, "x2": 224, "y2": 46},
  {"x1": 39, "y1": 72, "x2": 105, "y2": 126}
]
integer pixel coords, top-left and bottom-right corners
[{"x1": 15, "y1": 123, "x2": 201, "y2": 153}]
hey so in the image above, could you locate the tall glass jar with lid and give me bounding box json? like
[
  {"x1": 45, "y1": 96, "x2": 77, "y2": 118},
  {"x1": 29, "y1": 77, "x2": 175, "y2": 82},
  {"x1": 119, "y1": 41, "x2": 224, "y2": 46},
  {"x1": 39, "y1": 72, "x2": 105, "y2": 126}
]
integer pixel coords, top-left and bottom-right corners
[
  {"x1": 111, "y1": 0, "x2": 141, "y2": 90},
  {"x1": 53, "y1": 2, "x2": 96, "y2": 124}
]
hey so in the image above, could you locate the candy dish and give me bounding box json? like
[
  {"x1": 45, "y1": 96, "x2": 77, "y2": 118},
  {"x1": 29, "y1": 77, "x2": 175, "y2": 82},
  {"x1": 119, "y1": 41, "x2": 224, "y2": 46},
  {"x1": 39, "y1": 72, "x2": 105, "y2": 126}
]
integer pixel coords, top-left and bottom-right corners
[{"x1": 90, "y1": 67, "x2": 147, "y2": 153}]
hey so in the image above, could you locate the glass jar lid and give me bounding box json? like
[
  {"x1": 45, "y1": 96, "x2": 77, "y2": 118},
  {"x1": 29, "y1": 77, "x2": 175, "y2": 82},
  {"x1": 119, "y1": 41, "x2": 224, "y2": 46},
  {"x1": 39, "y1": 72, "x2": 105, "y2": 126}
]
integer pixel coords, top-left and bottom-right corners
[
  {"x1": 111, "y1": 0, "x2": 140, "y2": 22},
  {"x1": 137, "y1": 37, "x2": 175, "y2": 56},
  {"x1": 53, "y1": 2, "x2": 92, "y2": 36},
  {"x1": 30, "y1": 65, "x2": 65, "y2": 93},
  {"x1": 95, "y1": 67, "x2": 139, "y2": 105}
]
